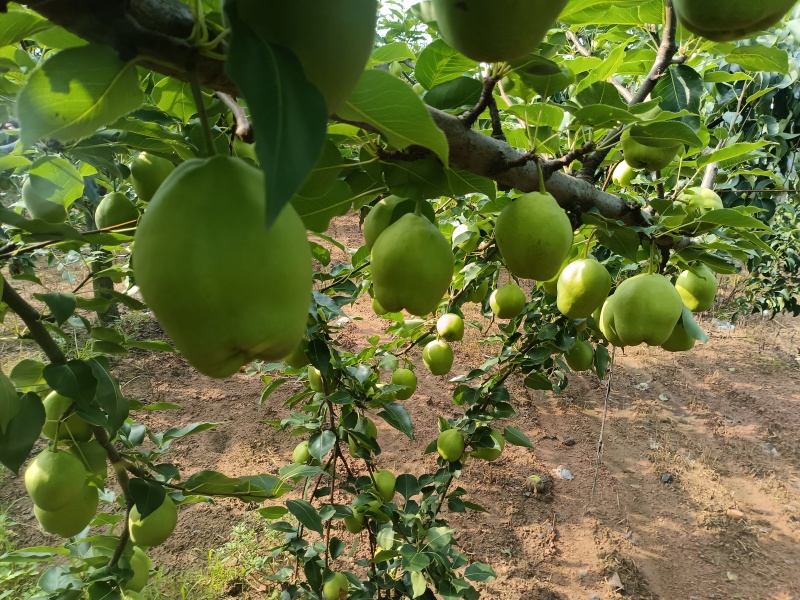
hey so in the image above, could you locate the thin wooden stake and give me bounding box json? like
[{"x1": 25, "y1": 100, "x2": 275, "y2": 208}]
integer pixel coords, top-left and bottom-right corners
[{"x1": 591, "y1": 346, "x2": 616, "y2": 501}]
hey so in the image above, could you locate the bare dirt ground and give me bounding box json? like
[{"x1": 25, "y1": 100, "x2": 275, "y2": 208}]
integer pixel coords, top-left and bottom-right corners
[{"x1": 1, "y1": 215, "x2": 799, "y2": 600}]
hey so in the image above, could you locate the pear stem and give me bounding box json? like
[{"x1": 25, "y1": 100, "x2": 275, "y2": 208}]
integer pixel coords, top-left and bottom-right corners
[
  {"x1": 535, "y1": 159, "x2": 546, "y2": 195},
  {"x1": 414, "y1": 200, "x2": 422, "y2": 216}
]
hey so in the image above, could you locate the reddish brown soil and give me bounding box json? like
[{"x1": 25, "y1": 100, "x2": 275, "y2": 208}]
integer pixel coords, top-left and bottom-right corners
[{"x1": 1, "y1": 215, "x2": 799, "y2": 600}]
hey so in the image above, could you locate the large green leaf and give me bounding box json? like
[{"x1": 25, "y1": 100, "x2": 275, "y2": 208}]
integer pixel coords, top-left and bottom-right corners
[
  {"x1": 414, "y1": 39, "x2": 475, "y2": 89},
  {"x1": 0, "y1": 393, "x2": 45, "y2": 474},
  {"x1": 17, "y1": 44, "x2": 143, "y2": 148},
  {"x1": 378, "y1": 402, "x2": 414, "y2": 439},
  {"x1": 337, "y1": 70, "x2": 449, "y2": 164},
  {"x1": 0, "y1": 369, "x2": 21, "y2": 435},
  {"x1": 27, "y1": 156, "x2": 84, "y2": 209},
  {"x1": 286, "y1": 499, "x2": 324, "y2": 535},
  {"x1": 129, "y1": 478, "x2": 167, "y2": 520},
  {"x1": 225, "y1": 6, "x2": 327, "y2": 229},
  {"x1": 151, "y1": 77, "x2": 197, "y2": 123},
  {"x1": 726, "y1": 46, "x2": 789, "y2": 75}
]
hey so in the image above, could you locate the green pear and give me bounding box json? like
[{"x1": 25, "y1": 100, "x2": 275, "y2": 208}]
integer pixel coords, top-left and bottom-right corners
[
  {"x1": 363, "y1": 195, "x2": 406, "y2": 249},
  {"x1": 470, "y1": 429, "x2": 505, "y2": 461},
  {"x1": 432, "y1": 0, "x2": 569, "y2": 62},
  {"x1": 371, "y1": 213, "x2": 454, "y2": 316},
  {"x1": 308, "y1": 366, "x2": 324, "y2": 392},
  {"x1": 675, "y1": 264, "x2": 717, "y2": 312},
  {"x1": 495, "y1": 191, "x2": 573, "y2": 281},
  {"x1": 565, "y1": 340, "x2": 594, "y2": 371},
  {"x1": 660, "y1": 321, "x2": 696, "y2": 352},
  {"x1": 22, "y1": 178, "x2": 67, "y2": 223},
  {"x1": 371, "y1": 297, "x2": 388, "y2": 316},
  {"x1": 390, "y1": 368, "x2": 417, "y2": 400},
  {"x1": 674, "y1": 187, "x2": 723, "y2": 233},
  {"x1": 437, "y1": 313, "x2": 464, "y2": 342},
  {"x1": 621, "y1": 129, "x2": 681, "y2": 172},
  {"x1": 292, "y1": 440, "x2": 313, "y2": 464},
  {"x1": 604, "y1": 274, "x2": 683, "y2": 346},
  {"x1": 467, "y1": 280, "x2": 489, "y2": 303},
  {"x1": 25, "y1": 449, "x2": 88, "y2": 512},
  {"x1": 41, "y1": 391, "x2": 93, "y2": 442},
  {"x1": 283, "y1": 340, "x2": 310, "y2": 369},
  {"x1": 130, "y1": 152, "x2": 175, "y2": 203},
  {"x1": 556, "y1": 259, "x2": 612, "y2": 319},
  {"x1": 612, "y1": 161, "x2": 634, "y2": 187},
  {"x1": 235, "y1": 0, "x2": 377, "y2": 113},
  {"x1": 128, "y1": 496, "x2": 178, "y2": 547},
  {"x1": 422, "y1": 339, "x2": 454, "y2": 375},
  {"x1": 343, "y1": 509, "x2": 365, "y2": 533},
  {"x1": 598, "y1": 296, "x2": 625, "y2": 347},
  {"x1": 322, "y1": 572, "x2": 349, "y2": 600},
  {"x1": 348, "y1": 417, "x2": 378, "y2": 457},
  {"x1": 133, "y1": 156, "x2": 312, "y2": 378},
  {"x1": 673, "y1": 0, "x2": 797, "y2": 41},
  {"x1": 373, "y1": 469, "x2": 396, "y2": 503},
  {"x1": 123, "y1": 546, "x2": 151, "y2": 592},
  {"x1": 33, "y1": 483, "x2": 98, "y2": 538},
  {"x1": 489, "y1": 284, "x2": 526, "y2": 319},
  {"x1": 95, "y1": 192, "x2": 139, "y2": 229},
  {"x1": 437, "y1": 429, "x2": 465, "y2": 462}
]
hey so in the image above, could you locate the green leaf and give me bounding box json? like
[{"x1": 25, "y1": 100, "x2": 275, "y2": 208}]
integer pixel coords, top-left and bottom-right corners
[
  {"x1": 0, "y1": 368, "x2": 20, "y2": 435},
  {"x1": 129, "y1": 478, "x2": 167, "y2": 519},
  {"x1": 696, "y1": 142, "x2": 769, "y2": 168},
  {"x1": 523, "y1": 372, "x2": 552, "y2": 390},
  {"x1": 560, "y1": 0, "x2": 648, "y2": 25},
  {"x1": 415, "y1": 39, "x2": 475, "y2": 89},
  {"x1": 27, "y1": 156, "x2": 84, "y2": 209},
  {"x1": 423, "y1": 76, "x2": 482, "y2": 111},
  {"x1": 87, "y1": 358, "x2": 128, "y2": 434},
  {"x1": 726, "y1": 46, "x2": 789, "y2": 75},
  {"x1": 445, "y1": 168, "x2": 496, "y2": 200},
  {"x1": 503, "y1": 426, "x2": 533, "y2": 448},
  {"x1": 410, "y1": 571, "x2": 428, "y2": 598},
  {"x1": 680, "y1": 306, "x2": 708, "y2": 343},
  {"x1": 309, "y1": 430, "x2": 336, "y2": 461},
  {"x1": 162, "y1": 422, "x2": 219, "y2": 442},
  {"x1": 286, "y1": 499, "x2": 324, "y2": 535},
  {"x1": 0, "y1": 392, "x2": 44, "y2": 473},
  {"x1": 33, "y1": 292, "x2": 76, "y2": 326},
  {"x1": 400, "y1": 544, "x2": 431, "y2": 572},
  {"x1": 43, "y1": 360, "x2": 97, "y2": 408},
  {"x1": 151, "y1": 77, "x2": 197, "y2": 123},
  {"x1": 628, "y1": 121, "x2": 703, "y2": 149},
  {"x1": 425, "y1": 526, "x2": 453, "y2": 550},
  {"x1": 652, "y1": 64, "x2": 703, "y2": 129},
  {"x1": 378, "y1": 402, "x2": 414, "y2": 439},
  {"x1": 464, "y1": 562, "x2": 497, "y2": 582},
  {"x1": 0, "y1": 7, "x2": 48, "y2": 47},
  {"x1": 258, "y1": 506, "x2": 289, "y2": 520},
  {"x1": 383, "y1": 157, "x2": 450, "y2": 201},
  {"x1": 17, "y1": 44, "x2": 143, "y2": 148},
  {"x1": 396, "y1": 473, "x2": 420, "y2": 500},
  {"x1": 292, "y1": 180, "x2": 355, "y2": 232},
  {"x1": 573, "y1": 105, "x2": 638, "y2": 127},
  {"x1": 695, "y1": 208, "x2": 773, "y2": 231},
  {"x1": 9, "y1": 359, "x2": 45, "y2": 388},
  {"x1": 0, "y1": 546, "x2": 70, "y2": 563},
  {"x1": 371, "y1": 42, "x2": 416, "y2": 64},
  {"x1": 124, "y1": 340, "x2": 175, "y2": 352},
  {"x1": 337, "y1": 70, "x2": 449, "y2": 164},
  {"x1": 224, "y1": 6, "x2": 327, "y2": 229}
]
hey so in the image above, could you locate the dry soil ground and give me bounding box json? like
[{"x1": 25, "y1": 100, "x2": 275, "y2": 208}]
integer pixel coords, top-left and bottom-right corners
[{"x1": 1, "y1": 215, "x2": 799, "y2": 600}]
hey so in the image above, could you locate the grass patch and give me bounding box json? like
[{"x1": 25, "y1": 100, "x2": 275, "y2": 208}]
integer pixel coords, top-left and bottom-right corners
[{"x1": 146, "y1": 511, "x2": 286, "y2": 600}]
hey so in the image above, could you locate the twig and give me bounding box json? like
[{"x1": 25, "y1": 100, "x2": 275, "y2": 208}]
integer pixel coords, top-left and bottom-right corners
[
  {"x1": 591, "y1": 346, "x2": 615, "y2": 501},
  {"x1": 93, "y1": 426, "x2": 134, "y2": 567},
  {"x1": 487, "y1": 95, "x2": 505, "y2": 142},
  {"x1": 460, "y1": 77, "x2": 498, "y2": 128},
  {"x1": 215, "y1": 92, "x2": 253, "y2": 142},
  {"x1": 1, "y1": 276, "x2": 66, "y2": 364}
]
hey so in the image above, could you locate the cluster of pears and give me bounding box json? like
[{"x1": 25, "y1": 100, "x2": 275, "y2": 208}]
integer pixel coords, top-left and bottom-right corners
[
  {"x1": 24, "y1": 392, "x2": 104, "y2": 539},
  {"x1": 598, "y1": 264, "x2": 716, "y2": 353},
  {"x1": 421, "y1": 312, "x2": 464, "y2": 376}
]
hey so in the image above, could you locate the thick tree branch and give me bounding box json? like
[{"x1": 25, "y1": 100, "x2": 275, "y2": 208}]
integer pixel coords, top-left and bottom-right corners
[
  {"x1": 1, "y1": 277, "x2": 66, "y2": 364},
  {"x1": 23, "y1": 0, "x2": 638, "y2": 223}
]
